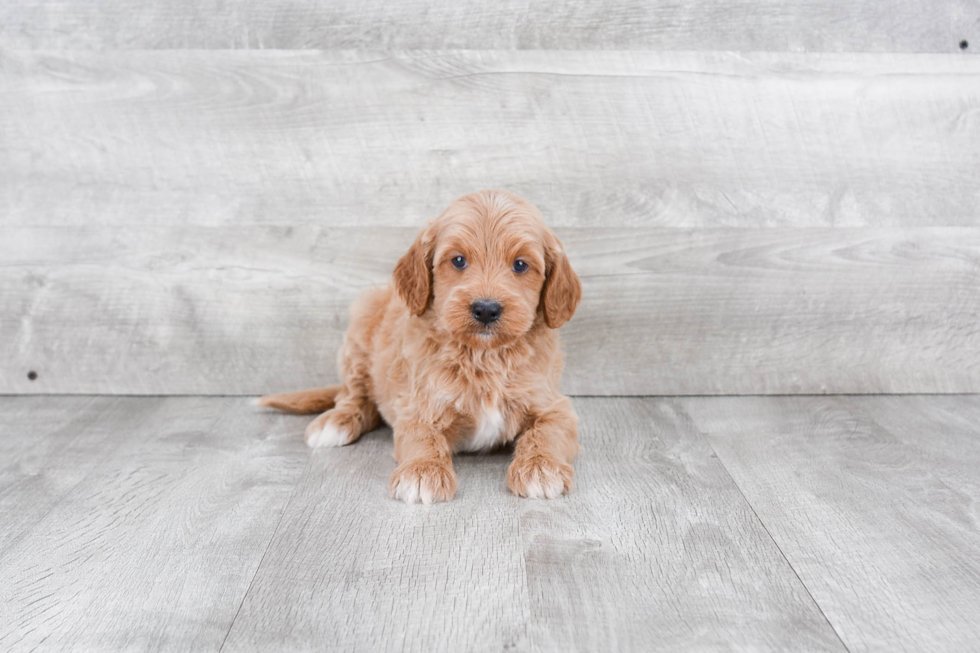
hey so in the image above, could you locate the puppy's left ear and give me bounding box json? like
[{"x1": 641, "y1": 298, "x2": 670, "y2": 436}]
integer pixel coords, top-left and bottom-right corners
[
  {"x1": 393, "y1": 225, "x2": 435, "y2": 316},
  {"x1": 541, "y1": 231, "x2": 582, "y2": 329}
]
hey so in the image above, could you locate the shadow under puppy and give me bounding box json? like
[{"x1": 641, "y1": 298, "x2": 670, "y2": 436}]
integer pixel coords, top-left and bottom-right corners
[{"x1": 258, "y1": 190, "x2": 582, "y2": 503}]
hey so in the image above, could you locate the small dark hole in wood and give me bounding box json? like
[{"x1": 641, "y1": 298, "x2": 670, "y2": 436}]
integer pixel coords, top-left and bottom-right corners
[
  {"x1": 961, "y1": 40, "x2": 970, "y2": 50},
  {"x1": 27, "y1": 371, "x2": 38, "y2": 381}
]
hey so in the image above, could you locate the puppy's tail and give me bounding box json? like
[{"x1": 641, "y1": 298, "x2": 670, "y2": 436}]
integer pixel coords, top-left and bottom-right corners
[{"x1": 254, "y1": 385, "x2": 342, "y2": 415}]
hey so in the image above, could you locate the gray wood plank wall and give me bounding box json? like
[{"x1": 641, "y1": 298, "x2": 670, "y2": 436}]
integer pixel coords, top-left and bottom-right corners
[
  {"x1": 3, "y1": 226, "x2": 979, "y2": 395},
  {"x1": 4, "y1": 51, "x2": 979, "y2": 229},
  {"x1": 2, "y1": 17, "x2": 978, "y2": 396},
  {"x1": 0, "y1": 0, "x2": 975, "y2": 52}
]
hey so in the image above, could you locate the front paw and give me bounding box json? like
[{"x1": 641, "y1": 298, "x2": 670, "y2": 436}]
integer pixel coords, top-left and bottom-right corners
[
  {"x1": 304, "y1": 411, "x2": 353, "y2": 448},
  {"x1": 507, "y1": 455, "x2": 573, "y2": 499},
  {"x1": 389, "y1": 459, "x2": 457, "y2": 504}
]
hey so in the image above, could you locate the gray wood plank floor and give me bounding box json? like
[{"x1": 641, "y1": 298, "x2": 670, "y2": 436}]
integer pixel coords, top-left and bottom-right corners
[
  {"x1": 2, "y1": 395, "x2": 978, "y2": 651},
  {"x1": 680, "y1": 395, "x2": 980, "y2": 652},
  {"x1": 0, "y1": 397, "x2": 308, "y2": 651}
]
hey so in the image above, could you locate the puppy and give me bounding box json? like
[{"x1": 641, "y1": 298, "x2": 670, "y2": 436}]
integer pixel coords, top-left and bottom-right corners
[{"x1": 258, "y1": 190, "x2": 582, "y2": 504}]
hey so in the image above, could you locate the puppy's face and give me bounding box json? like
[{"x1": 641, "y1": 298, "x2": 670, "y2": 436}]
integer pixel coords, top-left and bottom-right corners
[
  {"x1": 429, "y1": 214, "x2": 545, "y2": 347},
  {"x1": 394, "y1": 191, "x2": 581, "y2": 348}
]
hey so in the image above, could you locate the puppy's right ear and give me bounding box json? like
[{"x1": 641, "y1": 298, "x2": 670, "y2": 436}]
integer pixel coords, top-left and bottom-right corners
[{"x1": 393, "y1": 226, "x2": 434, "y2": 316}]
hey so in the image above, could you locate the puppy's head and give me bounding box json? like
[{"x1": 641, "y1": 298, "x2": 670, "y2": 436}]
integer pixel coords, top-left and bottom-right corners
[{"x1": 394, "y1": 190, "x2": 581, "y2": 348}]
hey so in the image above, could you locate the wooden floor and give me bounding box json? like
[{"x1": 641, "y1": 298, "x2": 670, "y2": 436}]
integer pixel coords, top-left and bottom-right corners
[{"x1": 2, "y1": 395, "x2": 978, "y2": 651}]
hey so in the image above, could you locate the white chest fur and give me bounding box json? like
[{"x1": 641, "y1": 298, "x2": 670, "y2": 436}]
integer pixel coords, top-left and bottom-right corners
[{"x1": 458, "y1": 404, "x2": 507, "y2": 453}]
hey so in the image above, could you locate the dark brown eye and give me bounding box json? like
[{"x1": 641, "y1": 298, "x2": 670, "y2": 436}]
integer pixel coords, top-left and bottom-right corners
[
  {"x1": 451, "y1": 255, "x2": 467, "y2": 269},
  {"x1": 513, "y1": 259, "x2": 528, "y2": 274}
]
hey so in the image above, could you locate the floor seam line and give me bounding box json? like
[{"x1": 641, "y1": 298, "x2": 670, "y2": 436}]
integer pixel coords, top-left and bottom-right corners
[
  {"x1": 701, "y1": 435, "x2": 854, "y2": 653},
  {"x1": 217, "y1": 458, "x2": 312, "y2": 652}
]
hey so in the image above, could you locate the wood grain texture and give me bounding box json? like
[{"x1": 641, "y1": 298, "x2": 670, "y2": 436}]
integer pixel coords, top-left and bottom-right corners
[
  {"x1": 3, "y1": 50, "x2": 979, "y2": 229},
  {"x1": 3, "y1": 225, "x2": 978, "y2": 396},
  {"x1": 0, "y1": 0, "x2": 975, "y2": 52},
  {"x1": 681, "y1": 395, "x2": 980, "y2": 652},
  {"x1": 0, "y1": 396, "x2": 309, "y2": 652},
  {"x1": 4, "y1": 395, "x2": 979, "y2": 650},
  {"x1": 0, "y1": 396, "x2": 119, "y2": 555},
  {"x1": 222, "y1": 397, "x2": 845, "y2": 652}
]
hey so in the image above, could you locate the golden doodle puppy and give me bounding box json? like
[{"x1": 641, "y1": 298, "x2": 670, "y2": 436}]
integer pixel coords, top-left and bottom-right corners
[{"x1": 258, "y1": 190, "x2": 582, "y2": 504}]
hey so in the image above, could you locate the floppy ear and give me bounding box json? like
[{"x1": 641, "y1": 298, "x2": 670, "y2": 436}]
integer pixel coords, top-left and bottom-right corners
[
  {"x1": 541, "y1": 232, "x2": 582, "y2": 329},
  {"x1": 393, "y1": 227, "x2": 435, "y2": 316}
]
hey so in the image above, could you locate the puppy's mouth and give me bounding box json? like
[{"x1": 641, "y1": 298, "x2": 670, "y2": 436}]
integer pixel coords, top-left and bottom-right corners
[
  {"x1": 467, "y1": 319, "x2": 506, "y2": 344},
  {"x1": 474, "y1": 324, "x2": 497, "y2": 339},
  {"x1": 461, "y1": 319, "x2": 524, "y2": 348}
]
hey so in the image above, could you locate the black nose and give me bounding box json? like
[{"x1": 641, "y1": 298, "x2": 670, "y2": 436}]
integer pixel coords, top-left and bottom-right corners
[{"x1": 471, "y1": 299, "x2": 503, "y2": 325}]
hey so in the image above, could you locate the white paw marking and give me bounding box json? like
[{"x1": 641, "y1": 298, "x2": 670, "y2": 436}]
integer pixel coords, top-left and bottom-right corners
[
  {"x1": 391, "y1": 477, "x2": 422, "y2": 504},
  {"x1": 458, "y1": 405, "x2": 506, "y2": 453},
  {"x1": 306, "y1": 421, "x2": 351, "y2": 448},
  {"x1": 419, "y1": 479, "x2": 446, "y2": 505},
  {"x1": 522, "y1": 472, "x2": 565, "y2": 499}
]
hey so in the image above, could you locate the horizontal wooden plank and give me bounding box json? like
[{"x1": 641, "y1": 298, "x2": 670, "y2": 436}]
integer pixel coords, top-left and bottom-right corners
[
  {"x1": 3, "y1": 225, "x2": 978, "y2": 395},
  {"x1": 0, "y1": 396, "x2": 308, "y2": 651},
  {"x1": 2, "y1": 51, "x2": 979, "y2": 229},
  {"x1": 222, "y1": 398, "x2": 845, "y2": 651},
  {"x1": 0, "y1": 0, "x2": 974, "y2": 52},
  {"x1": 680, "y1": 395, "x2": 980, "y2": 651}
]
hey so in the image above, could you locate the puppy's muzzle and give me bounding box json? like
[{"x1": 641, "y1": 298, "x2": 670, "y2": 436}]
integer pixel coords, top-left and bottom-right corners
[{"x1": 471, "y1": 299, "x2": 503, "y2": 325}]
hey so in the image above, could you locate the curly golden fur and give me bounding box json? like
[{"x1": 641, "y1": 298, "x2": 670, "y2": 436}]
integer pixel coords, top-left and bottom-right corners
[{"x1": 258, "y1": 190, "x2": 582, "y2": 503}]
